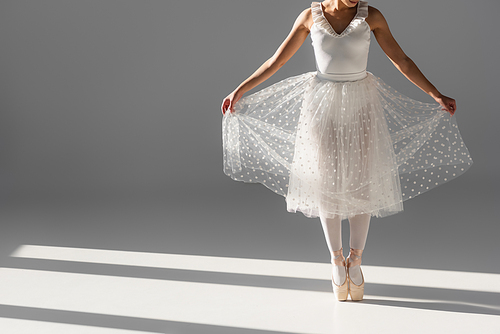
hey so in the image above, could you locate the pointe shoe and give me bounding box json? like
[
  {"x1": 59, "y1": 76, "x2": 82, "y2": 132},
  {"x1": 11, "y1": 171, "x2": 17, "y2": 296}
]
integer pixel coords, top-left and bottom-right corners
[
  {"x1": 331, "y1": 248, "x2": 348, "y2": 301},
  {"x1": 347, "y1": 248, "x2": 364, "y2": 301}
]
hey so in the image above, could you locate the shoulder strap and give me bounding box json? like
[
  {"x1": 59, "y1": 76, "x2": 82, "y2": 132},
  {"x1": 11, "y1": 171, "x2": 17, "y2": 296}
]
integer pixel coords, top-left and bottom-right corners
[
  {"x1": 311, "y1": 1, "x2": 335, "y2": 35},
  {"x1": 358, "y1": 1, "x2": 369, "y2": 20},
  {"x1": 310, "y1": 2, "x2": 323, "y2": 23}
]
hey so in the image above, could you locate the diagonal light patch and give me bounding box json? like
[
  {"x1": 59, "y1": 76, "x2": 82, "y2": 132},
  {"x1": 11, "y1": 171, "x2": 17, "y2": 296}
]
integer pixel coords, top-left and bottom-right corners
[
  {"x1": 363, "y1": 266, "x2": 500, "y2": 293},
  {"x1": 0, "y1": 268, "x2": 336, "y2": 334},
  {"x1": 0, "y1": 268, "x2": 499, "y2": 334},
  {"x1": 5, "y1": 245, "x2": 500, "y2": 333},
  {"x1": 363, "y1": 295, "x2": 500, "y2": 312},
  {"x1": 11, "y1": 245, "x2": 327, "y2": 279},
  {"x1": 10, "y1": 245, "x2": 500, "y2": 293}
]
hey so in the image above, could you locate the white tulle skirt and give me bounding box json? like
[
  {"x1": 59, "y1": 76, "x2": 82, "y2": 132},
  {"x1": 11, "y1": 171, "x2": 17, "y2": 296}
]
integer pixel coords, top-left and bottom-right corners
[{"x1": 222, "y1": 71, "x2": 472, "y2": 220}]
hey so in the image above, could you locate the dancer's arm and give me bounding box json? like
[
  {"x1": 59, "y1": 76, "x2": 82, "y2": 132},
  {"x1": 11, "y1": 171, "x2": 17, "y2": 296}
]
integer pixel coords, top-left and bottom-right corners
[
  {"x1": 221, "y1": 8, "x2": 312, "y2": 115},
  {"x1": 366, "y1": 6, "x2": 456, "y2": 116}
]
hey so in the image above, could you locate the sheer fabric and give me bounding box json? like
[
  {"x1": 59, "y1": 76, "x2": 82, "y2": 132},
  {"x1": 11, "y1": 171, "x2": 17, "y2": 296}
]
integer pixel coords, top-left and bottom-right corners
[
  {"x1": 221, "y1": 1, "x2": 472, "y2": 219},
  {"x1": 222, "y1": 72, "x2": 472, "y2": 219}
]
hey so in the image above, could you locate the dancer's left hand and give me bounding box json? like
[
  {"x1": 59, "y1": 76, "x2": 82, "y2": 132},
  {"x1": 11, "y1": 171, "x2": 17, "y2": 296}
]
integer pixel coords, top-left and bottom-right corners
[{"x1": 434, "y1": 95, "x2": 456, "y2": 117}]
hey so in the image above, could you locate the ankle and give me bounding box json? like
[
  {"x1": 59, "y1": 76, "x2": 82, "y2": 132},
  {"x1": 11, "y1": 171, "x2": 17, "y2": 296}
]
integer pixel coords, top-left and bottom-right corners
[
  {"x1": 347, "y1": 248, "x2": 363, "y2": 267},
  {"x1": 332, "y1": 247, "x2": 345, "y2": 267}
]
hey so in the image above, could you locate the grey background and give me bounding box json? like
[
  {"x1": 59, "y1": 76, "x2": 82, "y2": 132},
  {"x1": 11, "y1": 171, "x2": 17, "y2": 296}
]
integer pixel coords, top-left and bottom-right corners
[
  {"x1": 0, "y1": 0, "x2": 497, "y2": 195},
  {"x1": 0, "y1": 0, "x2": 498, "y2": 332}
]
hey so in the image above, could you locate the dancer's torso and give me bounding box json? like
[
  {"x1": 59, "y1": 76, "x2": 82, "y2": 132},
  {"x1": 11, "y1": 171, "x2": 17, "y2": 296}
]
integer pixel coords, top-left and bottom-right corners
[{"x1": 310, "y1": 1, "x2": 370, "y2": 80}]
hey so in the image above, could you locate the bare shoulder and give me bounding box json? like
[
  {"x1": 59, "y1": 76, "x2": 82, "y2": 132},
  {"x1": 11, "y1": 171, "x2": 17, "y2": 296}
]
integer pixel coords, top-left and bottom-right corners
[
  {"x1": 295, "y1": 7, "x2": 314, "y2": 32},
  {"x1": 366, "y1": 5, "x2": 388, "y2": 31}
]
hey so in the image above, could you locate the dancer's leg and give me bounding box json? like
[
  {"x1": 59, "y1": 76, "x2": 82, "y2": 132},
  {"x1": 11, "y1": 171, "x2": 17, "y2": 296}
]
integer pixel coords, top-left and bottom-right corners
[
  {"x1": 319, "y1": 213, "x2": 345, "y2": 285},
  {"x1": 349, "y1": 213, "x2": 371, "y2": 250},
  {"x1": 347, "y1": 213, "x2": 371, "y2": 285}
]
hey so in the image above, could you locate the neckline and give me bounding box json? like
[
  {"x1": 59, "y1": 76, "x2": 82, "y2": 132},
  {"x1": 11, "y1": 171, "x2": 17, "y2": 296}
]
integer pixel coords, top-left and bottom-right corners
[{"x1": 319, "y1": 2, "x2": 361, "y2": 36}]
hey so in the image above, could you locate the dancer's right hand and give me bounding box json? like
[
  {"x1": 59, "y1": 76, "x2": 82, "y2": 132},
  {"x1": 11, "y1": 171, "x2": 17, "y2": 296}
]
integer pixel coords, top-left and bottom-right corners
[
  {"x1": 221, "y1": 89, "x2": 243, "y2": 115},
  {"x1": 434, "y1": 94, "x2": 457, "y2": 117}
]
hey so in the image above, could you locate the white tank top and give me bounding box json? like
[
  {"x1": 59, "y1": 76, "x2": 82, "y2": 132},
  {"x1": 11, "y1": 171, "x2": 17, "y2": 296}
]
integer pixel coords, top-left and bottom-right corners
[{"x1": 310, "y1": 1, "x2": 370, "y2": 81}]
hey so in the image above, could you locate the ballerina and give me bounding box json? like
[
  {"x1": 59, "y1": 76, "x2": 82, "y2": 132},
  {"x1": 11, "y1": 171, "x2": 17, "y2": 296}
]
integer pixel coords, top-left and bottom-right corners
[{"x1": 221, "y1": 0, "x2": 472, "y2": 301}]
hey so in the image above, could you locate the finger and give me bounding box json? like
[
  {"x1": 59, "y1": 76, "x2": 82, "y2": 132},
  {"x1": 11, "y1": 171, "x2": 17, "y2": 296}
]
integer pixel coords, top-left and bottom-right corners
[
  {"x1": 222, "y1": 99, "x2": 230, "y2": 115},
  {"x1": 450, "y1": 105, "x2": 456, "y2": 115}
]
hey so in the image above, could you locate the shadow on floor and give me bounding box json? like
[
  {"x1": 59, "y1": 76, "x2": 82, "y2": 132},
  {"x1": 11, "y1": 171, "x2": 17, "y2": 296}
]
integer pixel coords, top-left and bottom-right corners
[
  {"x1": 0, "y1": 304, "x2": 295, "y2": 334},
  {"x1": 3, "y1": 255, "x2": 500, "y2": 317}
]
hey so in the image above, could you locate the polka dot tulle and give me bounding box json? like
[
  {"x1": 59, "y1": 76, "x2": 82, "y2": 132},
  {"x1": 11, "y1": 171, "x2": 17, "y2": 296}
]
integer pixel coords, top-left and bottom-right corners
[{"x1": 222, "y1": 71, "x2": 473, "y2": 219}]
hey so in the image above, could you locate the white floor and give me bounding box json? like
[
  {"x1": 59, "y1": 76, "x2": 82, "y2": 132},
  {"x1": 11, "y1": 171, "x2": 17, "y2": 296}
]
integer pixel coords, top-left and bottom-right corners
[{"x1": 0, "y1": 177, "x2": 498, "y2": 333}]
